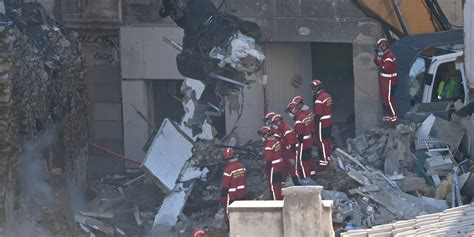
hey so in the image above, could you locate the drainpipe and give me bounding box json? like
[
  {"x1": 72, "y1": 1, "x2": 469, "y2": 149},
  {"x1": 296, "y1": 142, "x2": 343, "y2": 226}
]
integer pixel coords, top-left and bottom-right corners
[{"x1": 391, "y1": 0, "x2": 409, "y2": 35}]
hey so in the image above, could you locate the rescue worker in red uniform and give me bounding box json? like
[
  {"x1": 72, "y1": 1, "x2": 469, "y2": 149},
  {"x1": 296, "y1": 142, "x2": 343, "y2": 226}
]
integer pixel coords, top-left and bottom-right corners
[
  {"x1": 286, "y1": 96, "x2": 316, "y2": 179},
  {"x1": 220, "y1": 148, "x2": 247, "y2": 222},
  {"x1": 271, "y1": 113, "x2": 300, "y2": 185},
  {"x1": 311, "y1": 80, "x2": 334, "y2": 170},
  {"x1": 374, "y1": 38, "x2": 398, "y2": 124},
  {"x1": 258, "y1": 126, "x2": 285, "y2": 200}
]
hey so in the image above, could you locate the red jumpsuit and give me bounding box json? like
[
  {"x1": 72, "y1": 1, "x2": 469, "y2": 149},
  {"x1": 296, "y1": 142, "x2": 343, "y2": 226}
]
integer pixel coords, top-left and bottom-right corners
[
  {"x1": 293, "y1": 108, "x2": 316, "y2": 178},
  {"x1": 374, "y1": 50, "x2": 398, "y2": 123},
  {"x1": 263, "y1": 138, "x2": 285, "y2": 200},
  {"x1": 314, "y1": 90, "x2": 334, "y2": 168},
  {"x1": 278, "y1": 122, "x2": 298, "y2": 180},
  {"x1": 220, "y1": 160, "x2": 247, "y2": 221}
]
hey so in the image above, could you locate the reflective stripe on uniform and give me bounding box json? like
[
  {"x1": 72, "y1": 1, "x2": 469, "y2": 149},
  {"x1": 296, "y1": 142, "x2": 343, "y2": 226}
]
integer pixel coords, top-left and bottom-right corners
[
  {"x1": 388, "y1": 80, "x2": 396, "y2": 117},
  {"x1": 303, "y1": 135, "x2": 311, "y2": 140},
  {"x1": 228, "y1": 185, "x2": 246, "y2": 192},
  {"x1": 383, "y1": 58, "x2": 395, "y2": 62},
  {"x1": 272, "y1": 159, "x2": 283, "y2": 164},
  {"x1": 320, "y1": 115, "x2": 331, "y2": 120},
  {"x1": 295, "y1": 120, "x2": 303, "y2": 124},
  {"x1": 380, "y1": 73, "x2": 397, "y2": 77},
  {"x1": 270, "y1": 167, "x2": 276, "y2": 200},
  {"x1": 284, "y1": 130, "x2": 292, "y2": 136}
]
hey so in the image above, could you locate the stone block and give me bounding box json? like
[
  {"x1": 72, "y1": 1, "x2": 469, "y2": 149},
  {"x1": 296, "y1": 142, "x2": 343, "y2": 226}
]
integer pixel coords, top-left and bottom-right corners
[
  {"x1": 282, "y1": 186, "x2": 334, "y2": 237},
  {"x1": 395, "y1": 177, "x2": 428, "y2": 192}
]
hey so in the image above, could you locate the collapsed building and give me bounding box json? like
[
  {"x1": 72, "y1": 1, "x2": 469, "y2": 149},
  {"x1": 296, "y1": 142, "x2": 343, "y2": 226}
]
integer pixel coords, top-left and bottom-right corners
[
  {"x1": 0, "y1": 2, "x2": 87, "y2": 236},
  {"x1": 0, "y1": 0, "x2": 472, "y2": 236}
]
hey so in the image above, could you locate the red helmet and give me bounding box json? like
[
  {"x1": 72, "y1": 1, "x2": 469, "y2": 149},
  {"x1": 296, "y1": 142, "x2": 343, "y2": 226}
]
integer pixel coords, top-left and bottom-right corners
[
  {"x1": 192, "y1": 229, "x2": 206, "y2": 237},
  {"x1": 376, "y1": 38, "x2": 389, "y2": 52},
  {"x1": 272, "y1": 114, "x2": 283, "y2": 124},
  {"x1": 257, "y1": 126, "x2": 276, "y2": 137},
  {"x1": 285, "y1": 101, "x2": 299, "y2": 114},
  {"x1": 311, "y1": 80, "x2": 323, "y2": 94},
  {"x1": 264, "y1": 112, "x2": 276, "y2": 125},
  {"x1": 223, "y1": 148, "x2": 235, "y2": 160},
  {"x1": 291, "y1": 96, "x2": 304, "y2": 106}
]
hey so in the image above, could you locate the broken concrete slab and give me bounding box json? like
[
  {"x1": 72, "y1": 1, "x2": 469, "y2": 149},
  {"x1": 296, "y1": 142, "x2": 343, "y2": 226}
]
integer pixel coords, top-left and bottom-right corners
[
  {"x1": 141, "y1": 118, "x2": 194, "y2": 193},
  {"x1": 455, "y1": 100, "x2": 474, "y2": 117},
  {"x1": 416, "y1": 114, "x2": 465, "y2": 150},
  {"x1": 349, "y1": 185, "x2": 380, "y2": 195},
  {"x1": 347, "y1": 170, "x2": 371, "y2": 186},
  {"x1": 152, "y1": 183, "x2": 191, "y2": 231},
  {"x1": 352, "y1": 135, "x2": 369, "y2": 153},
  {"x1": 79, "y1": 211, "x2": 113, "y2": 219},
  {"x1": 395, "y1": 177, "x2": 428, "y2": 193},
  {"x1": 424, "y1": 157, "x2": 454, "y2": 175},
  {"x1": 180, "y1": 166, "x2": 208, "y2": 182},
  {"x1": 74, "y1": 214, "x2": 115, "y2": 236}
]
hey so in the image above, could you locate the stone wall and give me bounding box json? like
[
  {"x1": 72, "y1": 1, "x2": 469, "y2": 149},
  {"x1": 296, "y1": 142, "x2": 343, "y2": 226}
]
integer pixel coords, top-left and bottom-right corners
[{"x1": 0, "y1": 3, "x2": 87, "y2": 235}]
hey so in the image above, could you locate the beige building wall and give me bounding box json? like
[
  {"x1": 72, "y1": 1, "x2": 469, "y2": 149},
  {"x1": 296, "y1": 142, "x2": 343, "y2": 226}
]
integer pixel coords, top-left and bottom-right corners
[
  {"x1": 438, "y1": 0, "x2": 464, "y2": 27},
  {"x1": 225, "y1": 42, "x2": 312, "y2": 142}
]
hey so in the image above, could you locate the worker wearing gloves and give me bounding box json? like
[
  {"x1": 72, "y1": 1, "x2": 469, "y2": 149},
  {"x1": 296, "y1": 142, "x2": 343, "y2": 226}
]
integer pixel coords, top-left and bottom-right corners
[
  {"x1": 258, "y1": 126, "x2": 284, "y2": 200},
  {"x1": 286, "y1": 96, "x2": 316, "y2": 179},
  {"x1": 220, "y1": 148, "x2": 247, "y2": 222},
  {"x1": 271, "y1": 113, "x2": 300, "y2": 185},
  {"x1": 373, "y1": 38, "x2": 398, "y2": 124},
  {"x1": 311, "y1": 80, "x2": 334, "y2": 170}
]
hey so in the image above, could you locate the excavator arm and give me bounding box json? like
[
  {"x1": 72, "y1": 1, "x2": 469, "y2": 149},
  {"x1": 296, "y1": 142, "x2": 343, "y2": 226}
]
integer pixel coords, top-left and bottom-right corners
[{"x1": 353, "y1": 0, "x2": 452, "y2": 37}]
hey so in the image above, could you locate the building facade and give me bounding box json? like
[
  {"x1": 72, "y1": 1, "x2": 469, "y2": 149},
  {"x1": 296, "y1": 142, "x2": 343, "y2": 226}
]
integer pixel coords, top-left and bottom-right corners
[{"x1": 29, "y1": 0, "x2": 464, "y2": 174}]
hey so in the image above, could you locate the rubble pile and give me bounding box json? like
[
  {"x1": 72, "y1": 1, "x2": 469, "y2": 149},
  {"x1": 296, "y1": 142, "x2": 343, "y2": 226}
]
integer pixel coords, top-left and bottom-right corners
[
  {"x1": 331, "y1": 101, "x2": 474, "y2": 235},
  {"x1": 83, "y1": 174, "x2": 164, "y2": 236},
  {"x1": 0, "y1": 2, "x2": 87, "y2": 236}
]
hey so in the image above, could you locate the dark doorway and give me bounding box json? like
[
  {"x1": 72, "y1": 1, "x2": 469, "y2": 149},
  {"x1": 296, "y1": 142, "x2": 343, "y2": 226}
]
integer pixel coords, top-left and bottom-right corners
[
  {"x1": 152, "y1": 80, "x2": 226, "y2": 138},
  {"x1": 311, "y1": 42, "x2": 355, "y2": 142}
]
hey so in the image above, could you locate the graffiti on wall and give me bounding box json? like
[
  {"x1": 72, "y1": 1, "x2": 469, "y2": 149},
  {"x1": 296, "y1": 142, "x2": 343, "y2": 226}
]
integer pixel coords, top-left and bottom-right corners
[{"x1": 78, "y1": 33, "x2": 119, "y2": 48}]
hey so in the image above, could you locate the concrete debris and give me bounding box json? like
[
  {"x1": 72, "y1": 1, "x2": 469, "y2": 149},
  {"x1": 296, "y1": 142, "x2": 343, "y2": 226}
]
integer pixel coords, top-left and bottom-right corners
[
  {"x1": 79, "y1": 211, "x2": 114, "y2": 219},
  {"x1": 152, "y1": 184, "x2": 192, "y2": 233},
  {"x1": 416, "y1": 114, "x2": 465, "y2": 150},
  {"x1": 455, "y1": 100, "x2": 474, "y2": 117},
  {"x1": 395, "y1": 176, "x2": 429, "y2": 192},
  {"x1": 79, "y1": 223, "x2": 96, "y2": 237},
  {"x1": 425, "y1": 156, "x2": 454, "y2": 176},
  {"x1": 75, "y1": 214, "x2": 115, "y2": 236}
]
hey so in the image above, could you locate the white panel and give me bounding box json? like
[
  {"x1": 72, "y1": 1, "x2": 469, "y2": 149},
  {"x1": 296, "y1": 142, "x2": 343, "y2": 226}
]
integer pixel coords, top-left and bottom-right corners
[
  {"x1": 465, "y1": 1, "x2": 474, "y2": 89},
  {"x1": 142, "y1": 119, "x2": 193, "y2": 192},
  {"x1": 122, "y1": 80, "x2": 150, "y2": 167},
  {"x1": 121, "y1": 26, "x2": 184, "y2": 80}
]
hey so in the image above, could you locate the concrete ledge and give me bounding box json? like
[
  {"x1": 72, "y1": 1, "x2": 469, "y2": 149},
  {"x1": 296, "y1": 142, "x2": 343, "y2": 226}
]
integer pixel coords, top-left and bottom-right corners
[{"x1": 228, "y1": 200, "x2": 284, "y2": 212}]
